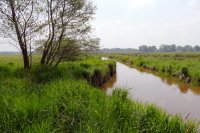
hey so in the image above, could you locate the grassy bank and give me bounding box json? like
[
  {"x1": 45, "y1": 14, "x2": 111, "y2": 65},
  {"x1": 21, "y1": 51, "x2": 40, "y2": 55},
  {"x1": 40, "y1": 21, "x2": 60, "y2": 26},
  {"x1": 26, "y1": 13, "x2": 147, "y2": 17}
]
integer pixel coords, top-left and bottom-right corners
[
  {"x1": 107, "y1": 53, "x2": 200, "y2": 86},
  {"x1": 0, "y1": 55, "x2": 198, "y2": 132}
]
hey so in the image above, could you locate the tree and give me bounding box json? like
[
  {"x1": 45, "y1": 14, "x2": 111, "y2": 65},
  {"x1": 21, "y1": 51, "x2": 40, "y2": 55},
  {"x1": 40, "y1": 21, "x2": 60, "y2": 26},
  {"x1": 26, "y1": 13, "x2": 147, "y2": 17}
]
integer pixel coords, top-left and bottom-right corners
[
  {"x1": 159, "y1": 44, "x2": 168, "y2": 52},
  {"x1": 170, "y1": 44, "x2": 176, "y2": 52},
  {"x1": 0, "y1": 0, "x2": 98, "y2": 68},
  {"x1": 159, "y1": 44, "x2": 176, "y2": 52},
  {"x1": 148, "y1": 46, "x2": 157, "y2": 52},
  {"x1": 183, "y1": 45, "x2": 193, "y2": 52},
  {"x1": 39, "y1": 0, "x2": 97, "y2": 66},
  {"x1": 139, "y1": 45, "x2": 148, "y2": 52},
  {"x1": 194, "y1": 45, "x2": 200, "y2": 51},
  {"x1": 176, "y1": 46, "x2": 183, "y2": 52},
  {"x1": 53, "y1": 37, "x2": 100, "y2": 66},
  {"x1": 0, "y1": 0, "x2": 39, "y2": 69}
]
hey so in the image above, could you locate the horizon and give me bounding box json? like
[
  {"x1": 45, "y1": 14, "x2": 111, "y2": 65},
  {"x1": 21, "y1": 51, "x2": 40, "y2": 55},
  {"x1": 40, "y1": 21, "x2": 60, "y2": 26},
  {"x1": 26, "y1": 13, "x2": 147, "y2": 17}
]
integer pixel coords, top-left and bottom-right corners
[{"x1": 0, "y1": 44, "x2": 199, "y2": 52}]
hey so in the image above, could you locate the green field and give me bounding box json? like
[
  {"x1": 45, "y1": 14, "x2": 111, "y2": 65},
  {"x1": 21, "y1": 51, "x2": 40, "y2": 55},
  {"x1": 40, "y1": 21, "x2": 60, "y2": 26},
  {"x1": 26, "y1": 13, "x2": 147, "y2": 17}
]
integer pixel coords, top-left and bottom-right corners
[
  {"x1": 0, "y1": 55, "x2": 198, "y2": 132},
  {"x1": 107, "y1": 52, "x2": 200, "y2": 86}
]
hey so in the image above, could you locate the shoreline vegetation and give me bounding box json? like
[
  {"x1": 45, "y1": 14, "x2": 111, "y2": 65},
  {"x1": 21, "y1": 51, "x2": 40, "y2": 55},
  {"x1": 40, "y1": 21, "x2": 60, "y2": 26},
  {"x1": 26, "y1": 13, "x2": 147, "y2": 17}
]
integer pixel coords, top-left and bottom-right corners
[
  {"x1": 0, "y1": 55, "x2": 199, "y2": 132},
  {"x1": 106, "y1": 53, "x2": 200, "y2": 87}
]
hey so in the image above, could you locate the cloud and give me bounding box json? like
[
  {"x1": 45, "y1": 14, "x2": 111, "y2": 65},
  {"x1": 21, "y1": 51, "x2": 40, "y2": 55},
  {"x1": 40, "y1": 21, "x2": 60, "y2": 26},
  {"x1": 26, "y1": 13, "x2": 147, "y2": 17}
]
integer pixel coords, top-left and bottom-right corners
[
  {"x1": 188, "y1": 0, "x2": 200, "y2": 9},
  {"x1": 128, "y1": 0, "x2": 157, "y2": 10}
]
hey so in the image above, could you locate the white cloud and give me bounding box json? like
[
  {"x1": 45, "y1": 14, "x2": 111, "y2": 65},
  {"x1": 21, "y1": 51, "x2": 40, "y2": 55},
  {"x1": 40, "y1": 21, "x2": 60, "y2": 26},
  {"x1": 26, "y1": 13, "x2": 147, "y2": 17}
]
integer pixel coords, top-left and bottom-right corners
[
  {"x1": 188, "y1": 0, "x2": 200, "y2": 9},
  {"x1": 188, "y1": 0, "x2": 200, "y2": 6},
  {"x1": 128, "y1": 0, "x2": 157, "y2": 10}
]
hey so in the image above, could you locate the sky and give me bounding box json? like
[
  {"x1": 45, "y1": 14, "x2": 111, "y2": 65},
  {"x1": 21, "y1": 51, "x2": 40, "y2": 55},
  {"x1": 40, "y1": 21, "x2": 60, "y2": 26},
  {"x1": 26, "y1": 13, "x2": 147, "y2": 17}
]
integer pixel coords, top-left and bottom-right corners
[
  {"x1": 1, "y1": 0, "x2": 200, "y2": 51},
  {"x1": 92, "y1": 0, "x2": 200, "y2": 48}
]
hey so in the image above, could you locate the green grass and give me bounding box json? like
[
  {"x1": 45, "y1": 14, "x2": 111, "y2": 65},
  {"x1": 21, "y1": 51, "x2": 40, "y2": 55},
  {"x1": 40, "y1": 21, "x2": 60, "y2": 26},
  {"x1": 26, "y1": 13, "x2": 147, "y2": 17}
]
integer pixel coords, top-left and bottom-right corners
[
  {"x1": 106, "y1": 52, "x2": 200, "y2": 86},
  {"x1": 0, "y1": 55, "x2": 198, "y2": 132}
]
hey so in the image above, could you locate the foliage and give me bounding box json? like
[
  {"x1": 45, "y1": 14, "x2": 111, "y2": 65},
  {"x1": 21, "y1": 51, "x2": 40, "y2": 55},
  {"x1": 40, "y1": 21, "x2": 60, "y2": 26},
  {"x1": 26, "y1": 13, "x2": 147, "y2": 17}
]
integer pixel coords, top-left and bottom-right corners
[
  {"x1": 39, "y1": 0, "x2": 99, "y2": 66},
  {"x1": 138, "y1": 44, "x2": 200, "y2": 52}
]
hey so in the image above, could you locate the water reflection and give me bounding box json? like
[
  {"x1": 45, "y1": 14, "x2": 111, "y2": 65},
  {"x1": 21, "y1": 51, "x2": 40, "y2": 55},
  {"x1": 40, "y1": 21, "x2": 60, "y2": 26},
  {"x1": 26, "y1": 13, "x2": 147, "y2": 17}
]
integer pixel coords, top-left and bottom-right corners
[{"x1": 102, "y1": 62, "x2": 200, "y2": 120}]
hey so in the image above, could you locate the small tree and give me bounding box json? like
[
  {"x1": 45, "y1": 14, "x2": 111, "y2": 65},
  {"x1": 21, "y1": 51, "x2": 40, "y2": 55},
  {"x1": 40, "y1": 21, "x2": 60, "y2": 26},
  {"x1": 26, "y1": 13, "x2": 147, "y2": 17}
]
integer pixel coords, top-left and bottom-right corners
[
  {"x1": 0, "y1": 0, "x2": 98, "y2": 68},
  {"x1": 0, "y1": 0, "x2": 39, "y2": 68},
  {"x1": 39, "y1": 0, "x2": 97, "y2": 66},
  {"x1": 53, "y1": 37, "x2": 100, "y2": 66}
]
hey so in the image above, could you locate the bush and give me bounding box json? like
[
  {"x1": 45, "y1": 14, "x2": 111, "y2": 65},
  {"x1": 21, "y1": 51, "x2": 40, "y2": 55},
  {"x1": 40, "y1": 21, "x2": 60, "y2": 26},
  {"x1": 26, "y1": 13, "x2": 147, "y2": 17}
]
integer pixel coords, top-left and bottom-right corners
[
  {"x1": 181, "y1": 67, "x2": 189, "y2": 76},
  {"x1": 161, "y1": 66, "x2": 166, "y2": 73},
  {"x1": 139, "y1": 61, "x2": 145, "y2": 67}
]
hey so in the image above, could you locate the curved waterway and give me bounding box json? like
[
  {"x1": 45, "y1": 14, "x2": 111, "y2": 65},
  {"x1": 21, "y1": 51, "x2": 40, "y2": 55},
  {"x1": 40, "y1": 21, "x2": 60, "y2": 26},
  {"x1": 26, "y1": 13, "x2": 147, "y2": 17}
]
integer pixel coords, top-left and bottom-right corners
[{"x1": 102, "y1": 60, "x2": 200, "y2": 121}]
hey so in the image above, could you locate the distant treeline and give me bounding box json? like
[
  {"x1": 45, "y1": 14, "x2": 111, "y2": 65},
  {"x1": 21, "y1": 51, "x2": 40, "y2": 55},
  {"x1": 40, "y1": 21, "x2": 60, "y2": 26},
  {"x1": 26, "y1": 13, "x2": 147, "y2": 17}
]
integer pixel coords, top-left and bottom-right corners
[
  {"x1": 100, "y1": 48, "x2": 138, "y2": 53},
  {"x1": 139, "y1": 44, "x2": 200, "y2": 52},
  {"x1": 100, "y1": 45, "x2": 200, "y2": 53},
  {"x1": 0, "y1": 51, "x2": 20, "y2": 55}
]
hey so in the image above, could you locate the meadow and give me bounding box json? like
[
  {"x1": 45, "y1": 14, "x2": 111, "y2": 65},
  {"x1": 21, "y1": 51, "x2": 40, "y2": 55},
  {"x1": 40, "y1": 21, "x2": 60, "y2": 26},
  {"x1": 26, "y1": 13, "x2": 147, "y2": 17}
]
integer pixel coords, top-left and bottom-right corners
[
  {"x1": 107, "y1": 52, "x2": 200, "y2": 86},
  {"x1": 0, "y1": 55, "x2": 198, "y2": 132}
]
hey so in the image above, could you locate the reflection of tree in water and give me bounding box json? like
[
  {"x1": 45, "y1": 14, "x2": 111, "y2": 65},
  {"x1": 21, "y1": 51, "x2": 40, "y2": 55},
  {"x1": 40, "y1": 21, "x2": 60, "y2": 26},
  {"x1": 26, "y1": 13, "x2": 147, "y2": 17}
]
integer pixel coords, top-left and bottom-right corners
[{"x1": 101, "y1": 74, "x2": 117, "y2": 90}]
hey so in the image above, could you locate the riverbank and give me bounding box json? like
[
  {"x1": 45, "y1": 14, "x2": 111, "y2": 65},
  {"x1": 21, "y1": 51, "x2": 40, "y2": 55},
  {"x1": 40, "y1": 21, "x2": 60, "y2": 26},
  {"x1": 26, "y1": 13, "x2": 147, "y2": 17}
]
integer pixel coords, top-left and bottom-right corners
[
  {"x1": 0, "y1": 55, "x2": 198, "y2": 132},
  {"x1": 106, "y1": 53, "x2": 200, "y2": 87},
  {"x1": 102, "y1": 60, "x2": 200, "y2": 120}
]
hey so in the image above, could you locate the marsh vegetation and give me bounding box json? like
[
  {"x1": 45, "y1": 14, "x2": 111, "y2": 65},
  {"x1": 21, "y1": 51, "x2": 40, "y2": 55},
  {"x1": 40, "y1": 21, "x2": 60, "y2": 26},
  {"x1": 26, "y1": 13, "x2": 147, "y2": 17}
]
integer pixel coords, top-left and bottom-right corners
[
  {"x1": 107, "y1": 53, "x2": 200, "y2": 86},
  {"x1": 0, "y1": 55, "x2": 198, "y2": 132}
]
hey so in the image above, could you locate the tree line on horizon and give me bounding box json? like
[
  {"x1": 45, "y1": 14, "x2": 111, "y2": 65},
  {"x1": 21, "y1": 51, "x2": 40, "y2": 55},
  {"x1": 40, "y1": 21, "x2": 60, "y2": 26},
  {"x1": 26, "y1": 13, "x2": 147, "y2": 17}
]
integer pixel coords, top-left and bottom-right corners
[
  {"x1": 101, "y1": 44, "x2": 200, "y2": 53},
  {"x1": 139, "y1": 44, "x2": 200, "y2": 52}
]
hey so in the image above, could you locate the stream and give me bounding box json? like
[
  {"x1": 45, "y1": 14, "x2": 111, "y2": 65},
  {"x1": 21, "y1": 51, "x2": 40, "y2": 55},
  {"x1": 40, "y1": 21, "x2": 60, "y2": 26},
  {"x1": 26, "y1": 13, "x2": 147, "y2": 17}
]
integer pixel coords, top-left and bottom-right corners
[{"x1": 102, "y1": 59, "x2": 200, "y2": 121}]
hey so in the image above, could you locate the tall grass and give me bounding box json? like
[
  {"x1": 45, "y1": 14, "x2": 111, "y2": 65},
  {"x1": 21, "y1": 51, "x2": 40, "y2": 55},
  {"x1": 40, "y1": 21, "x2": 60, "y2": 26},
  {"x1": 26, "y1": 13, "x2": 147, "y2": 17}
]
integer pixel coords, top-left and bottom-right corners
[
  {"x1": 0, "y1": 55, "x2": 198, "y2": 132},
  {"x1": 106, "y1": 53, "x2": 200, "y2": 86}
]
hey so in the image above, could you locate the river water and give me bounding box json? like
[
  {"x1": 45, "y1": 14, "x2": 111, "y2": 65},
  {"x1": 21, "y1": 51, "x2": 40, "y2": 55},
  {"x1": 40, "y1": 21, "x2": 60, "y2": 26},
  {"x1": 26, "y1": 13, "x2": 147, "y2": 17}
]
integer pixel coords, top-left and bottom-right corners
[{"x1": 102, "y1": 61, "x2": 200, "y2": 121}]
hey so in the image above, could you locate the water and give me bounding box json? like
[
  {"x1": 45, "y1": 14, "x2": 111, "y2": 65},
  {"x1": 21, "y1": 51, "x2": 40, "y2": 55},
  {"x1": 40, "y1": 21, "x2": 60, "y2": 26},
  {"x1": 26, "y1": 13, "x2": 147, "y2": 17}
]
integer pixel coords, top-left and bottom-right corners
[{"x1": 102, "y1": 61, "x2": 200, "y2": 121}]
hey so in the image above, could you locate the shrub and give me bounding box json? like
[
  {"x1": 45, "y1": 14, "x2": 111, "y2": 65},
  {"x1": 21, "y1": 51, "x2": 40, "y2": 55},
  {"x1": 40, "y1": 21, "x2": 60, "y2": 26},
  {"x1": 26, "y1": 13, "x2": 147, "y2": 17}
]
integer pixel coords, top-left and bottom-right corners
[
  {"x1": 139, "y1": 61, "x2": 145, "y2": 67},
  {"x1": 181, "y1": 67, "x2": 189, "y2": 76},
  {"x1": 161, "y1": 66, "x2": 166, "y2": 73}
]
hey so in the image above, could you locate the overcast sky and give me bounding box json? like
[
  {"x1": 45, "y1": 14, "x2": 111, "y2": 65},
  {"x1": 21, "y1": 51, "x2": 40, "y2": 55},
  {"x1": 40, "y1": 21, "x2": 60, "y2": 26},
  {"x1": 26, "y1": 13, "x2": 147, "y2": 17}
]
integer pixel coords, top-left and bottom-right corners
[
  {"x1": 1, "y1": 0, "x2": 200, "y2": 51},
  {"x1": 92, "y1": 0, "x2": 200, "y2": 48}
]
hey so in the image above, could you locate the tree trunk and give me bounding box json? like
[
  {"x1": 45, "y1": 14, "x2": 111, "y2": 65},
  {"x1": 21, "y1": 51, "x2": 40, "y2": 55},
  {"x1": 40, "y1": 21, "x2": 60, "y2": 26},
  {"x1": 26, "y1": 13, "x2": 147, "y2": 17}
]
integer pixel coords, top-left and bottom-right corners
[
  {"x1": 22, "y1": 51, "x2": 30, "y2": 69},
  {"x1": 40, "y1": 51, "x2": 47, "y2": 65},
  {"x1": 9, "y1": 1, "x2": 30, "y2": 69}
]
